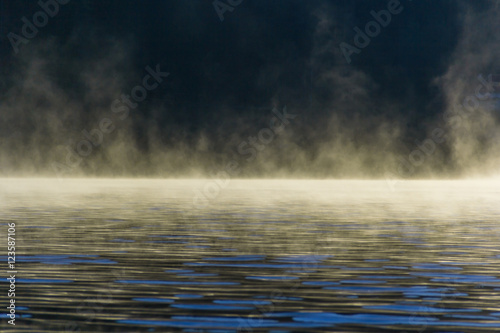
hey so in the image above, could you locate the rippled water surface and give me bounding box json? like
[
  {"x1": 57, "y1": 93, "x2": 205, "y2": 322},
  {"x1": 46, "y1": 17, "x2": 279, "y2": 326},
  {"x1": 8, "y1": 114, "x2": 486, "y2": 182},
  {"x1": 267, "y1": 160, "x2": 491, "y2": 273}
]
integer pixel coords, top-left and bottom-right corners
[{"x1": 1, "y1": 178, "x2": 500, "y2": 332}]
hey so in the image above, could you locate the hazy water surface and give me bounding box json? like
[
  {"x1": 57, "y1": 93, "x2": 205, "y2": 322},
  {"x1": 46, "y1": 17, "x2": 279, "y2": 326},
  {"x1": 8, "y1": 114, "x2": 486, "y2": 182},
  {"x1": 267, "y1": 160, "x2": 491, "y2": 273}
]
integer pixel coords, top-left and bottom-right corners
[{"x1": 1, "y1": 179, "x2": 500, "y2": 332}]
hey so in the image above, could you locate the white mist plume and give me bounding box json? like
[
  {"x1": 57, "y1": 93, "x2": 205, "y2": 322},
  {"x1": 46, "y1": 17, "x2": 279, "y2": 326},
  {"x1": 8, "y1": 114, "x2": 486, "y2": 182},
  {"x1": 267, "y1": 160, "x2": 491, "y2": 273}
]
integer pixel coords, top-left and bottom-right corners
[{"x1": 435, "y1": 0, "x2": 500, "y2": 177}]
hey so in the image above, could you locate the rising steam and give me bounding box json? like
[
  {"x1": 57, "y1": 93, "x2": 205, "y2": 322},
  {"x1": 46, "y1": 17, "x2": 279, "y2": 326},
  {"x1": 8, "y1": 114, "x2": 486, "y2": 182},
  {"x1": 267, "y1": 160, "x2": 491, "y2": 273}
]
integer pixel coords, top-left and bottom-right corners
[{"x1": 0, "y1": 0, "x2": 498, "y2": 179}]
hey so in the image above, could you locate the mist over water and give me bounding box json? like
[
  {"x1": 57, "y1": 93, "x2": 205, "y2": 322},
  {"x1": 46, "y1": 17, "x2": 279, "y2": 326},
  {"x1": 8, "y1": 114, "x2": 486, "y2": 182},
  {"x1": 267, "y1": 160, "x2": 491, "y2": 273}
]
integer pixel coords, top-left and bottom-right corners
[
  {"x1": 2, "y1": 2, "x2": 500, "y2": 331},
  {"x1": 0, "y1": 0, "x2": 498, "y2": 179}
]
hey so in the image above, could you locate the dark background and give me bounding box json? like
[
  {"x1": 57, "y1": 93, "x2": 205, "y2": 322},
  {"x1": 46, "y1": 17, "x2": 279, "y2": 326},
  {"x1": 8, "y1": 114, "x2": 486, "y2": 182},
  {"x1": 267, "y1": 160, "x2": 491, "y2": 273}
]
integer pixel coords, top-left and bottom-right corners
[{"x1": 0, "y1": 0, "x2": 497, "y2": 177}]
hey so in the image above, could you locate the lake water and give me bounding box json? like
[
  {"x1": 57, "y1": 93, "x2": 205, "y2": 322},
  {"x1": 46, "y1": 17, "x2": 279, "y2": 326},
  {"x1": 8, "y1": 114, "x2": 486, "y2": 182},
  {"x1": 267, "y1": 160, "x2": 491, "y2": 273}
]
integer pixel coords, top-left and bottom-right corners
[{"x1": 1, "y1": 178, "x2": 500, "y2": 332}]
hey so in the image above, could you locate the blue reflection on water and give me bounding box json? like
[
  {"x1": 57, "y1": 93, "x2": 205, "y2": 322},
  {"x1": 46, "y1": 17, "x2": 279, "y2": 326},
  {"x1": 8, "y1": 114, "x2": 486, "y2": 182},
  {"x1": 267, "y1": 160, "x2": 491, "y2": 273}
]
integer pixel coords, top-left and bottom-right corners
[
  {"x1": 133, "y1": 298, "x2": 174, "y2": 303},
  {"x1": 171, "y1": 304, "x2": 254, "y2": 311},
  {"x1": 116, "y1": 280, "x2": 239, "y2": 286},
  {"x1": 175, "y1": 294, "x2": 203, "y2": 299}
]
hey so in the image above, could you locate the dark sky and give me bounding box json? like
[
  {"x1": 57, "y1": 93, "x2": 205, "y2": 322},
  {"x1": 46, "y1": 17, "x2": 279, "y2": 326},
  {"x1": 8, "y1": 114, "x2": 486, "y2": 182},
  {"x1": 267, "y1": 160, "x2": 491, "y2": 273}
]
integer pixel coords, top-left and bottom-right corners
[{"x1": 0, "y1": 0, "x2": 498, "y2": 177}]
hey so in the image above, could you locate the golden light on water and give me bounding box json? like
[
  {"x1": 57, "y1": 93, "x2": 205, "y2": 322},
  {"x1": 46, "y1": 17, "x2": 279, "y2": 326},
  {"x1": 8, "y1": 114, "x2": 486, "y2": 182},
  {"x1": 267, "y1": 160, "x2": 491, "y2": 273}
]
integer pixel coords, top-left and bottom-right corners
[
  {"x1": 2, "y1": 177, "x2": 500, "y2": 220},
  {"x1": 2, "y1": 177, "x2": 500, "y2": 331}
]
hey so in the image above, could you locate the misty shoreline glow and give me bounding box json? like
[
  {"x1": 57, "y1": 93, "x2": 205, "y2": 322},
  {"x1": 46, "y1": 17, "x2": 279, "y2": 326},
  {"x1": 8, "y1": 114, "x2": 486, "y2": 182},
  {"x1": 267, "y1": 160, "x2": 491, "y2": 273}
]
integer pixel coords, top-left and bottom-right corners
[{"x1": 2, "y1": 178, "x2": 499, "y2": 215}]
